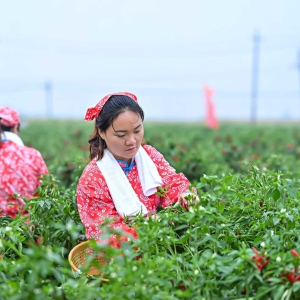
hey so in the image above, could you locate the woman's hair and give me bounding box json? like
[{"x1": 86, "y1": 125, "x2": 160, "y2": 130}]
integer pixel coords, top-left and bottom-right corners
[
  {"x1": 1, "y1": 124, "x2": 20, "y2": 132},
  {"x1": 0, "y1": 122, "x2": 20, "y2": 143},
  {"x1": 89, "y1": 95, "x2": 145, "y2": 161}
]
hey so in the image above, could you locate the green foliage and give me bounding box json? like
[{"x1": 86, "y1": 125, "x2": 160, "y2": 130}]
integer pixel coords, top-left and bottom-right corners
[
  {"x1": 1, "y1": 121, "x2": 300, "y2": 299},
  {"x1": 21, "y1": 120, "x2": 300, "y2": 186}
]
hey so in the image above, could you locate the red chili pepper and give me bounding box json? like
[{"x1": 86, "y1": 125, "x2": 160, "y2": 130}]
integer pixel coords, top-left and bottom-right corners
[
  {"x1": 172, "y1": 155, "x2": 180, "y2": 162},
  {"x1": 291, "y1": 249, "x2": 299, "y2": 258},
  {"x1": 251, "y1": 247, "x2": 270, "y2": 271},
  {"x1": 286, "y1": 268, "x2": 300, "y2": 284},
  {"x1": 286, "y1": 271, "x2": 295, "y2": 283},
  {"x1": 35, "y1": 236, "x2": 44, "y2": 245},
  {"x1": 135, "y1": 254, "x2": 143, "y2": 260}
]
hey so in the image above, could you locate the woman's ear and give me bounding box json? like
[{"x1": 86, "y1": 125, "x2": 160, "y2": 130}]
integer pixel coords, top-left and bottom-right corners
[
  {"x1": 98, "y1": 129, "x2": 105, "y2": 140},
  {"x1": 12, "y1": 124, "x2": 20, "y2": 135}
]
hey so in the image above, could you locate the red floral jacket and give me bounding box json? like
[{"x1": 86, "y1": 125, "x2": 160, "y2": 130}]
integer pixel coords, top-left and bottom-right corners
[
  {"x1": 76, "y1": 145, "x2": 192, "y2": 246},
  {"x1": 0, "y1": 140, "x2": 48, "y2": 217}
]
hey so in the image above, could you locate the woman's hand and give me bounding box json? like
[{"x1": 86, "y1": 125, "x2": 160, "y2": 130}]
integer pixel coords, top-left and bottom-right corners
[
  {"x1": 145, "y1": 214, "x2": 160, "y2": 221},
  {"x1": 179, "y1": 191, "x2": 199, "y2": 210}
]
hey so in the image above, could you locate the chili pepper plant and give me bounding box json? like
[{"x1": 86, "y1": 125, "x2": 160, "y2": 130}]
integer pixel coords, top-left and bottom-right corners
[{"x1": 0, "y1": 121, "x2": 300, "y2": 299}]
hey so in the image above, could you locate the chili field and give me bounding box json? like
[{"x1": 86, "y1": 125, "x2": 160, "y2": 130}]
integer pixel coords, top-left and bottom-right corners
[{"x1": 1, "y1": 120, "x2": 300, "y2": 299}]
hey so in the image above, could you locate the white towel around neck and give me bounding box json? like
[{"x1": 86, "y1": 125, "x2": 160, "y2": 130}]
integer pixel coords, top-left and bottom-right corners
[
  {"x1": 1, "y1": 131, "x2": 24, "y2": 146},
  {"x1": 96, "y1": 147, "x2": 163, "y2": 218}
]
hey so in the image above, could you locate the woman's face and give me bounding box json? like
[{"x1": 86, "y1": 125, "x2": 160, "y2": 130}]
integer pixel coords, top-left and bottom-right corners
[{"x1": 99, "y1": 110, "x2": 144, "y2": 163}]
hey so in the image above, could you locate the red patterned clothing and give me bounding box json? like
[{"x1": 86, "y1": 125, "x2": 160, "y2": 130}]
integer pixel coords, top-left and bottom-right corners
[
  {"x1": 76, "y1": 145, "x2": 191, "y2": 245},
  {"x1": 0, "y1": 140, "x2": 48, "y2": 217}
]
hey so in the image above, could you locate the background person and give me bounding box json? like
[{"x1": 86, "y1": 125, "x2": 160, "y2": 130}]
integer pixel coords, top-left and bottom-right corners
[
  {"x1": 76, "y1": 92, "x2": 198, "y2": 247},
  {"x1": 0, "y1": 106, "x2": 48, "y2": 218}
]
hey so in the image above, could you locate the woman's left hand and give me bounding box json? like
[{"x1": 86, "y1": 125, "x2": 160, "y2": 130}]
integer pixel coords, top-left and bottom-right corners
[{"x1": 179, "y1": 191, "x2": 200, "y2": 210}]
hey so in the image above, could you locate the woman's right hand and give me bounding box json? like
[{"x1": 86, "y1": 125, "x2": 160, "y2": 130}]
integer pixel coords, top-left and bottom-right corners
[
  {"x1": 145, "y1": 214, "x2": 160, "y2": 220},
  {"x1": 179, "y1": 191, "x2": 199, "y2": 210}
]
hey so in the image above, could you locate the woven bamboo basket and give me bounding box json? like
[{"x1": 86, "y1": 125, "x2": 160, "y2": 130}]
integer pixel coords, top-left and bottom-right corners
[{"x1": 68, "y1": 241, "x2": 109, "y2": 281}]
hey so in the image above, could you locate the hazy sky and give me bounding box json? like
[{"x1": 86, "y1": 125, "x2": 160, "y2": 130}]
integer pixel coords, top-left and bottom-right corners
[{"x1": 0, "y1": 0, "x2": 300, "y2": 120}]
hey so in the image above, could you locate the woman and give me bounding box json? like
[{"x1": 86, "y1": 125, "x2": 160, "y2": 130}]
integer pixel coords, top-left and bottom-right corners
[
  {"x1": 0, "y1": 106, "x2": 48, "y2": 217},
  {"x1": 76, "y1": 92, "x2": 198, "y2": 247}
]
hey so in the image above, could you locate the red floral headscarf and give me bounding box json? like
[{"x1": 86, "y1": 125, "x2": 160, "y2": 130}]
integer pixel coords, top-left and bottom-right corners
[
  {"x1": 84, "y1": 92, "x2": 138, "y2": 121},
  {"x1": 0, "y1": 106, "x2": 20, "y2": 127}
]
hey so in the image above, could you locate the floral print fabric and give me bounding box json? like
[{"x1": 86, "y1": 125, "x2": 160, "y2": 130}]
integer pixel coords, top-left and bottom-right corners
[
  {"x1": 0, "y1": 141, "x2": 48, "y2": 217},
  {"x1": 84, "y1": 92, "x2": 138, "y2": 121},
  {"x1": 0, "y1": 106, "x2": 20, "y2": 127}
]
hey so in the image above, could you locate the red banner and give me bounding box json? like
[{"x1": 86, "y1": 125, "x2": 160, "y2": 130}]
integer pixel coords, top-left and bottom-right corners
[{"x1": 203, "y1": 85, "x2": 219, "y2": 129}]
